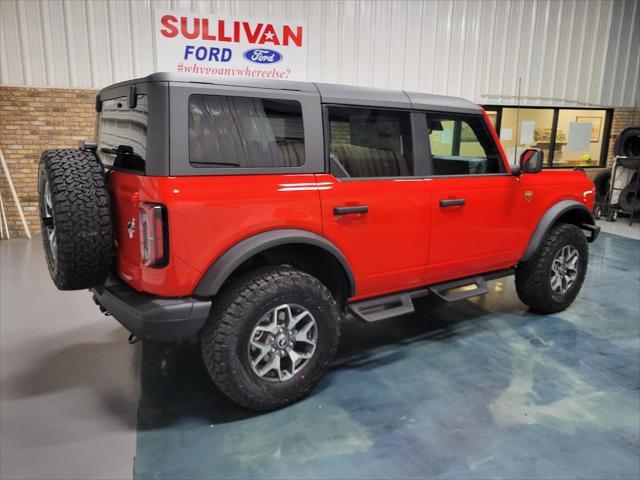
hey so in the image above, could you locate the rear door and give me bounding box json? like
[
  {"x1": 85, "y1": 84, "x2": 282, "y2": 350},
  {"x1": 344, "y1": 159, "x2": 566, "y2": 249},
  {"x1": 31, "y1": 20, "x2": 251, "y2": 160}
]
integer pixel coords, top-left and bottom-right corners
[
  {"x1": 422, "y1": 112, "x2": 523, "y2": 283},
  {"x1": 317, "y1": 106, "x2": 431, "y2": 300}
]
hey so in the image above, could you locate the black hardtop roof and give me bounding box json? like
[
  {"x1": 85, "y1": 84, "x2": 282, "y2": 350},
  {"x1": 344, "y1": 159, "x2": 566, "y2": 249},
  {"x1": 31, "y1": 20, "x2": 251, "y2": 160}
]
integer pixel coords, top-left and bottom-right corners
[{"x1": 100, "y1": 72, "x2": 481, "y2": 114}]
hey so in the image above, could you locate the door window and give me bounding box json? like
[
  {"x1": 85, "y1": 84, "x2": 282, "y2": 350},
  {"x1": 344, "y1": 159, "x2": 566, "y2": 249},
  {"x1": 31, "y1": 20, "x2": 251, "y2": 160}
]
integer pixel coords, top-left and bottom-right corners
[
  {"x1": 427, "y1": 115, "x2": 503, "y2": 175},
  {"x1": 328, "y1": 106, "x2": 413, "y2": 177}
]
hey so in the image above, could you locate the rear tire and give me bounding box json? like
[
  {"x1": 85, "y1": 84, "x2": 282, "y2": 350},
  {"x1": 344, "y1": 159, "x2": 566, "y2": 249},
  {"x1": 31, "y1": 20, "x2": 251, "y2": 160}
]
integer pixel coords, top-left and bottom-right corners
[
  {"x1": 515, "y1": 223, "x2": 588, "y2": 314},
  {"x1": 38, "y1": 149, "x2": 112, "y2": 290},
  {"x1": 200, "y1": 266, "x2": 341, "y2": 411}
]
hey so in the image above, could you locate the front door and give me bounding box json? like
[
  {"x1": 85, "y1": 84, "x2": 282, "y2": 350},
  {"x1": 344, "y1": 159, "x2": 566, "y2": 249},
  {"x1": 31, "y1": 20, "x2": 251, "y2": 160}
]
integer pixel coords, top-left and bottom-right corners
[
  {"x1": 422, "y1": 113, "x2": 523, "y2": 283},
  {"x1": 318, "y1": 106, "x2": 431, "y2": 300}
]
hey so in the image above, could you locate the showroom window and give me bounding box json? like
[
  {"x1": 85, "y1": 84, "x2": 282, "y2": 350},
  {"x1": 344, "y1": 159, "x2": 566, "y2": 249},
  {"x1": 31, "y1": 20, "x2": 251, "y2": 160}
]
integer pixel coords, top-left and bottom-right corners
[
  {"x1": 485, "y1": 106, "x2": 612, "y2": 168},
  {"x1": 327, "y1": 106, "x2": 413, "y2": 177},
  {"x1": 426, "y1": 115, "x2": 503, "y2": 175},
  {"x1": 188, "y1": 95, "x2": 304, "y2": 168},
  {"x1": 553, "y1": 109, "x2": 607, "y2": 167},
  {"x1": 499, "y1": 108, "x2": 555, "y2": 166}
]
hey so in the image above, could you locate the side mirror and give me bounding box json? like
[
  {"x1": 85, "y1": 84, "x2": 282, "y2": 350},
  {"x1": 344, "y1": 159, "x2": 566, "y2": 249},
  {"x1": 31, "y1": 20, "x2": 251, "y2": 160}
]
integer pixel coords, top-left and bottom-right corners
[{"x1": 518, "y1": 148, "x2": 544, "y2": 174}]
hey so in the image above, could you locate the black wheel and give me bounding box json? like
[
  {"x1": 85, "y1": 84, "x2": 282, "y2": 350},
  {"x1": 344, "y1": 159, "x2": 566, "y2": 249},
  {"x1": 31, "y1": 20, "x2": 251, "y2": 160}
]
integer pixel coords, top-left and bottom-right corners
[
  {"x1": 619, "y1": 184, "x2": 640, "y2": 214},
  {"x1": 614, "y1": 127, "x2": 640, "y2": 158},
  {"x1": 38, "y1": 149, "x2": 112, "y2": 290},
  {"x1": 515, "y1": 223, "x2": 588, "y2": 314},
  {"x1": 593, "y1": 205, "x2": 602, "y2": 220},
  {"x1": 200, "y1": 266, "x2": 341, "y2": 411}
]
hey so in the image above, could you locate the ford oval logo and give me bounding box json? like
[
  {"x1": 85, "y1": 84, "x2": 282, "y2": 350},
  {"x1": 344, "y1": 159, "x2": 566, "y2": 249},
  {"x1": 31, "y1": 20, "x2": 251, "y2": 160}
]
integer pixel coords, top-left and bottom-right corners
[{"x1": 243, "y1": 48, "x2": 283, "y2": 64}]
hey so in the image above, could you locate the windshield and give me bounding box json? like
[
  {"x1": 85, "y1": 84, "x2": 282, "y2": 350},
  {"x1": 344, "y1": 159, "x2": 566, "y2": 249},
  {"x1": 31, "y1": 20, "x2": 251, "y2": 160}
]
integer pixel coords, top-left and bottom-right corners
[{"x1": 97, "y1": 94, "x2": 148, "y2": 173}]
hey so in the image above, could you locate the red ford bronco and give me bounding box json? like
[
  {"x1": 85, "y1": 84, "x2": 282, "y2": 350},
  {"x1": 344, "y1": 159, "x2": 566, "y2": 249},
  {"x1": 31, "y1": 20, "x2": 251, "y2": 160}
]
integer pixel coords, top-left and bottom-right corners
[{"x1": 38, "y1": 73, "x2": 600, "y2": 410}]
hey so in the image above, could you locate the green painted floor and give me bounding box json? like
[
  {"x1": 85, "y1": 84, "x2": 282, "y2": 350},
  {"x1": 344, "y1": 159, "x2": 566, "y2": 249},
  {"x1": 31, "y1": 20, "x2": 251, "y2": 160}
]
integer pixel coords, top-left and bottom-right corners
[{"x1": 134, "y1": 233, "x2": 640, "y2": 479}]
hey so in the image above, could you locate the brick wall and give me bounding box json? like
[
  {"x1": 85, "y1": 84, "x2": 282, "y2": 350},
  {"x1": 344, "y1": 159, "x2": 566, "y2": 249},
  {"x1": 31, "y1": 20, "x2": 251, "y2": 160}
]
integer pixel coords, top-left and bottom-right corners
[{"x1": 0, "y1": 86, "x2": 97, "y2": 238}]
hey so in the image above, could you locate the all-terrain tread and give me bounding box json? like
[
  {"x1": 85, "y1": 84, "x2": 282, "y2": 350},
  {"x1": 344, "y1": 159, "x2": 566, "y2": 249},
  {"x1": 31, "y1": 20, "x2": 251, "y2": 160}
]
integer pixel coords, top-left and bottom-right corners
[
  {"x1": 201, "y1": 266, "x2": 340, "y2": 411},
  {"x1": 39, "y1": 149, "x2": 112, "y2": 290},
  {"x1": 515, "y1": 223, "x2": 588, "y2": 314}
]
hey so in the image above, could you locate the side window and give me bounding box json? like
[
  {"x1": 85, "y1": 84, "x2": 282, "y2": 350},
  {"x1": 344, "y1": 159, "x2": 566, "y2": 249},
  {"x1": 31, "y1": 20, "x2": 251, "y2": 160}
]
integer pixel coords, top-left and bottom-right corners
[
  {"x1": 189, "y1": 95, "x2": 304, "y2": 168},
  {"x1": 328, "y1": 106, "x2": 413, "y2": 178},
  {"x1": 427, "y1": 115, "x2": 503, "y2": 175}
]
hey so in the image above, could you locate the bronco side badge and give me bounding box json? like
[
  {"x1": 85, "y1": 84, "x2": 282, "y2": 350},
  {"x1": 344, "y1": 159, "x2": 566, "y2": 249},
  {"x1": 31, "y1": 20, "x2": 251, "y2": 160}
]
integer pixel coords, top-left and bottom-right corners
[{"x1": 525, "y1": 191, "x2": 533, "y2": 202}]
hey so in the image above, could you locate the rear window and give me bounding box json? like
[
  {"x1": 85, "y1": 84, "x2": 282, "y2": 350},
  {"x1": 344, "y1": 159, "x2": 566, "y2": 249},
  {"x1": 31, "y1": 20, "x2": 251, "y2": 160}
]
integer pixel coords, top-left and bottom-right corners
[
  {"x1": 188, "y1": 95, "x2": 304, "y2": 168},
  {"x1": 97, "y1": 95, "x2": 148, "y2": 172}
]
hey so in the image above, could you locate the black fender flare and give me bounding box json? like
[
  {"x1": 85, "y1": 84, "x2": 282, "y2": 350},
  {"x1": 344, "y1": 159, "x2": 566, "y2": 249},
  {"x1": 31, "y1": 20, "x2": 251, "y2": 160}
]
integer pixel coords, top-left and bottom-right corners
[
  {"x1": 193, "y1": 229, "x2": 356, "y2": 298},
  {"x1": 521, "y1": 200, "x2": 599, "y2": 262}
]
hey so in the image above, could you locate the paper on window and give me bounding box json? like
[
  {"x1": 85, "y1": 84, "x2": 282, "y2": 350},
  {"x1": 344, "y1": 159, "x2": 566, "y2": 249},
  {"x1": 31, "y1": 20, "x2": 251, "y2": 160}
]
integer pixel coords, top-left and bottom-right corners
[
  {"x1": 520, "y1": 121, "x2": 535, "y2": 144},
  {"x1": 440, "y1": 128, "x2": 453, "y2": 144},
  {"x1": 567, "y1": 122, "x2": 592, "y2": 151},
  {"x1": 500, "y1": 128, "x2": 513, "y2": 141}
]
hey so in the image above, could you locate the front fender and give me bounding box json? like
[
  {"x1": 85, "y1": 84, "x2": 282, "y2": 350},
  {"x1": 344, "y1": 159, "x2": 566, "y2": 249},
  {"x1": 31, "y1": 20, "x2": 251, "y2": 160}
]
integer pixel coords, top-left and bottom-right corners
[{"x1": 521, "y1": 200, "x2": 599, "y2": 262}]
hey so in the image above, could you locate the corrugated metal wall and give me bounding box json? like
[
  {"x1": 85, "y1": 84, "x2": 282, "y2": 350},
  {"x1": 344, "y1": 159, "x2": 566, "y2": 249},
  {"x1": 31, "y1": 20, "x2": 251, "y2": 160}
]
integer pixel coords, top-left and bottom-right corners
[{"x1": 0, "y1": 0, "x2": 638, "y2": 106}]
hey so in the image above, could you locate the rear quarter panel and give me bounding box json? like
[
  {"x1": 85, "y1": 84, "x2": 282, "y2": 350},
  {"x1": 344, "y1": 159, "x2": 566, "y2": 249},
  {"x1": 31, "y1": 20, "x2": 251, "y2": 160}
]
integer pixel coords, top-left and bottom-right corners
[{"x1": 108, "y1": 172, "x2": 323, "y2": 297}]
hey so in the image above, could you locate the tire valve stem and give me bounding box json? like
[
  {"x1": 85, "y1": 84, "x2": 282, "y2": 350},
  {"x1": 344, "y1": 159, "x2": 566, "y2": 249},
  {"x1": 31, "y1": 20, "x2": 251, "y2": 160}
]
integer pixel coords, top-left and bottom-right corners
[{"x1": 128, "y1": 334, "x2": 138, "y2": 345}]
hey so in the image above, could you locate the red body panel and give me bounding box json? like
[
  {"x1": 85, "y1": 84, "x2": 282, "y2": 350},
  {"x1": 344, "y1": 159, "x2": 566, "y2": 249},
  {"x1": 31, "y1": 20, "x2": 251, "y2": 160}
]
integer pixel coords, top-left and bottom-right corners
[
  {"x1": 315, "y1": 175, "x2": 431, "y2": 300},
  {"x1": 107, "y1": 116, "x2": 596, "y2": 301},
  {"x1": 108, "y1": 172, "x2": 323, "y2": 297}
]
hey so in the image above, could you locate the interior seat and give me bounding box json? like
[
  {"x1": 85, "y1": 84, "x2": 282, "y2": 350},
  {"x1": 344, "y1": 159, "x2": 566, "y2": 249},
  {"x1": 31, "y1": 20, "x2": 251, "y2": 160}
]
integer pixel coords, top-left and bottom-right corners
[
  {"x1": 276, "y1": 140, "x2": 305, "y2": 167},
  {"x1": 331, "y1": 144, "x2": 410, "y2": 177}
]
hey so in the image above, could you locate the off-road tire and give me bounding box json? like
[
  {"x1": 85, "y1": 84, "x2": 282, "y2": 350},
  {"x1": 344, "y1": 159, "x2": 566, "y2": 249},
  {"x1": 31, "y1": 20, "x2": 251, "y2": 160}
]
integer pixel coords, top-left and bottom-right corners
[
  {"x1": 200, "y1": 266, "x2": 341, "y2": 411},
  {"x1": 619, "y1": 184, "x2": 640, "y2": 214},
  {"x1": 515, "y1": 223, "x2": 588, "y2": 314},
  {"x1": 38, "y1": 149, "x2": 112, "y2": 290}
]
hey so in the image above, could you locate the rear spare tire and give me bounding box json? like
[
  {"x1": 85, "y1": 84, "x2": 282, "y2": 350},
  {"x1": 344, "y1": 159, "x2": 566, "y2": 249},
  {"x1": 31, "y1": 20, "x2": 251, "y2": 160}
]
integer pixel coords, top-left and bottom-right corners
[{"x1": 38, "y1": 149, "x2": 112, "y2": 290}]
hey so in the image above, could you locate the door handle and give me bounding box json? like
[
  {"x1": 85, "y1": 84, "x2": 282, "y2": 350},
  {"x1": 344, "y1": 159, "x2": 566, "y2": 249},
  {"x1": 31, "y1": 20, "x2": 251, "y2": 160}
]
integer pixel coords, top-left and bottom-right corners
[
  {"x1": 334, "y1": 205, "x2": 369, "y2": 215},
  {"x1": 439, "y1": 198, "x2": 466, "y2": 207}
]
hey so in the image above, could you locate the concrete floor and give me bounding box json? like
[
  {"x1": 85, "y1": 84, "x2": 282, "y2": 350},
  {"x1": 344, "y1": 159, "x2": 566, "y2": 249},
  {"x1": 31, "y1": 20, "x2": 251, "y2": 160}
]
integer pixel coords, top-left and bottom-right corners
[
  {"x1": 1, "y1": 233, "x2": 639, "y2": 479},
  {"x1": 0, "y1": 237, "x2": 139, "y2": 480},
  {"x1": 596, "y1": 217, "x2": 640, "y2": 240}
]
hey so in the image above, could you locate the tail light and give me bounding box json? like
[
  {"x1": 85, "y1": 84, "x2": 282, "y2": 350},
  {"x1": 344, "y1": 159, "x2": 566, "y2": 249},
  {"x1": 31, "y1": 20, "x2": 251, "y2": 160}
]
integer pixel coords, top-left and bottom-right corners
[{"x1": 138, "y1": 203, "x2": 168, "y2": 267}]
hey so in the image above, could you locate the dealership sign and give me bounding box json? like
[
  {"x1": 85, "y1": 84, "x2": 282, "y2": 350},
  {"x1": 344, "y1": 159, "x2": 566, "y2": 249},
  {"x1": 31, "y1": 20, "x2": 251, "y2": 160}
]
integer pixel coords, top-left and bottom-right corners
[{"x1": 153, "y1": 10, "x2": 306, "y2": 81}]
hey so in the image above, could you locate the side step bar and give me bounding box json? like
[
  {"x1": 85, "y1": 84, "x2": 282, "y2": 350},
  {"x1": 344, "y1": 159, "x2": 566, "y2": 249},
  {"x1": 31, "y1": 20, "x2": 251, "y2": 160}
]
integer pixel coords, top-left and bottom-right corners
[
  {"x1": 428, "y1": 276, "x2": 489, "y2": 302},
  {"x1": 348, "y1": 269, "x2": 513, "y2": 322},
  {"x1": 348, "y1": 289, "x2": 429, "y2": 322}
]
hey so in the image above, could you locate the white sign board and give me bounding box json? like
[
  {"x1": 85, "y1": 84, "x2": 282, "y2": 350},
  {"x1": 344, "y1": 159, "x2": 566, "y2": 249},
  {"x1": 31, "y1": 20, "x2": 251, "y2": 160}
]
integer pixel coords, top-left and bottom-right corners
[
  {"x1": 567, "y1": 122, "x2": 592, "y2": 151},
  {"x1": 154, "y1": 10, "x2": 307, "y2": 81},
  {"x1": 520, "y1": 121, "x2": 535, "y2": 145}
]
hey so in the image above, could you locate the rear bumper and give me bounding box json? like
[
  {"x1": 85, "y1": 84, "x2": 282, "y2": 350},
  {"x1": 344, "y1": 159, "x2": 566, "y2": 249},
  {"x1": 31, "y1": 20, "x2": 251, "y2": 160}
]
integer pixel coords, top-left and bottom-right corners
[
  {"x1": 92, "y1": 275, "x2": 212, "y2": 342},
  {"x1": 583, "y1": 222, "x2": 601, "y2": 242}
]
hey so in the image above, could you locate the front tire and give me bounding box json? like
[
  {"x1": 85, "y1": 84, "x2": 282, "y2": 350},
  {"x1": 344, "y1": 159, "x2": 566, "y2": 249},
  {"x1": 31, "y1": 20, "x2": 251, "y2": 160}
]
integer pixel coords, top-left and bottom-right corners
[
  {"x1": 515, "y1": 223, "x2": 588, "y2": 314},
  {"x1": 200, "y1": 266, "x2": 341, "y2": 411}
]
